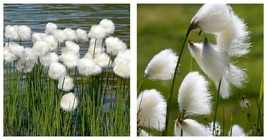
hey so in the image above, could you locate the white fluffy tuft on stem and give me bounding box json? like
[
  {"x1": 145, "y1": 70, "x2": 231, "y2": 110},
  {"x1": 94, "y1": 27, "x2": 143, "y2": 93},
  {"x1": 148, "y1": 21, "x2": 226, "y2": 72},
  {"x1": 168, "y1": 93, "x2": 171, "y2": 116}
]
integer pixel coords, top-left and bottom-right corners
[
  {"x1": 191, "y1": 4, "x2": 250, "y2": 57},
  {"x1": 99, "y1": 19, "x2": 115, "y2": 35},
  {"x1": 178, "y1": 71, "x2": 212, "y2": 115},
  {"x1": 58, "y1": 75, "x2": 74, "y2": 92},
  {"x1": 45, "y1": 22, "x2": 58, "y2": 34},
  {"x1": 137, "y1": 89, "x2": 166, "y2": 130},
  {"x1": 77, "y1": 58, "x2": 102, "y2": 76},
  {"x1": 144, "y1": 49, "x2": 178, "y2": 80},
  {"x1": 60, "y1": 92, "x2": 78, "y2": 112},
  {"x1": 40, "y1": 52, "x2": 59, "y2": 67},
  {"x1": 113, "y1": 49, "x2": 130, "y2": 78},
  {"x1": 174, "y1": 119, "x2": 212, "y2": 136},
  {"x1": 188, "y1": 39, "x2": 246, "y2": 98},
  {"x1": 18, "y1": 25, "x2": 32, "y2": 40}
]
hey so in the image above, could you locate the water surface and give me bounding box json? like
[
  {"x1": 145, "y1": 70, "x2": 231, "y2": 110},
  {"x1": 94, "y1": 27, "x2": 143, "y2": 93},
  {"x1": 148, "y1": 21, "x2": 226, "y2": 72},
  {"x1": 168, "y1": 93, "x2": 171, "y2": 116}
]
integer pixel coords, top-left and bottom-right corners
[{"x1": 4, "y1": 4, "x2": 130, "y2": 54}]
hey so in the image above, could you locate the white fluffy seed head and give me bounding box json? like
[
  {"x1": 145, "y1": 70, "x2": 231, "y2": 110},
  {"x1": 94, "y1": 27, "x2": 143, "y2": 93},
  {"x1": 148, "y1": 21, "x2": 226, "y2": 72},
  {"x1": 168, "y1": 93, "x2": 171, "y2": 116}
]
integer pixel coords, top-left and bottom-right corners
[
  {"x1": 4, "y1": 46, "x2": 17, "y2": 63},
  {"x1": 178, "y1": 71, "x2": 212, "y2": 115},
  {"x1": 16, "y1": 50, "x2": 37, "y2": 73},
  {"x1": 53, "y1": 29, "x2": 67, "y2": 43},
  {"x1": 77, "y1": 58, "x2": 102, "y2": 76},
  {"x1": 64, "y1": 28, "x2": 76, "y2": 41},
  {"x1": 188, "y1": 40, "x2": 246, "y2": 99},
  {"x1": 115, "y1": 49, "x2": 130, "y2": 62},
  {"x1": 58, "y1": 75, "x2": 74, "y2": 91},
  {"x1": 64, "y1": 41, "x2": 80, "y2": 54},
  {"x1": 174, "y1": 119, "x2": 212, "y2": 136},
  {"x1": 144, "y1": 49, "x2": 178, "y2": 80},
  {"x1": 114, "y1": 49, "x2": 130, "y2": 65},
  {"x1": 113, "y1": 58, "x2": 130, "y2": 79},
  {"x1": 40, "y1": 52, "x2": 59, "y2": 67},
  {"x1": 229, "y1": 124, "x2": 246, "y2": 136},
  {"x1": 188, "y1": 40, "x2": 229, "y2": 98},
  {"x1": 48, "y1": 62, "x2": 66, "y2": 80},
  {"x1": 94, "y1": 53, "x2": 111, "y2": 68},
  {"x1": 215, "y1": 12, "x2": 250, "y2": 58},
  {"x1": 190, "y1": 4, "x2": 232, "y2": 33},
  {"x1": 32, "y1": 33, "x2": 47, "y2": 42},
  {"x1": 137, "y1": 89, "x2": 166, "y2": 130},
  {"x1": 191, "y1": 4, "x2": 250, "y2": 57},
  {"x1": 23, "y1": 48, "x2": 38, "y2": 62},
  {"x1": 32, "y1": 40, "x2": 50, "y2": 56},
  {"x1": 216, "y1": 20, "x2": 250, "y2": 57},
  {"x1": 60, "y1": 92, "x2": 78, "y2": 112},
  {"x1": 76, "y1": 28, "x2": 88, "y2": 42},
  {"x1": 88, "y1": 25, "x2": 106, "y2": 39},
  {"x1": 18, "y1": 25, "x2": 31, "y2": 40},
  {"x1": 16, "y1": 57, "x2": 35, "y2": 73},
  {"x1": 23, "y1": 48, "x2": 38, "y2": 63},
  {"x1": 45, "y1": 22, "x2": 58, "y2": 34},
  {"x1": 105, "y1": 36, "x2": 127, "y2": 55},
  {"x1": 59, "y1": 52, "x2": 79, "y2": 68},
  {"x1": 5, "y1": 25, "x2": 19, "y2": 40},
  {"x1": 43, "y1": 35, "x2": 58, "y2": 51},
  {"x1": 99, "y1": 19, "x2": 115, "y2": 35},
  {"x1": 228, "y1": 13, "x2": 250, "y2": 57},
  {"x1": 226, "y1": 64, "x2": 247, "y2": 88},
  {"x1": 8, "y1": 42, "x2": 24, "y2": 57},
  {"x1": 113, "y1": 49, "x2": 130, "y2": 78},
  {"x1": 189, "y1": 40, "x2": 228, "y2": 81}
]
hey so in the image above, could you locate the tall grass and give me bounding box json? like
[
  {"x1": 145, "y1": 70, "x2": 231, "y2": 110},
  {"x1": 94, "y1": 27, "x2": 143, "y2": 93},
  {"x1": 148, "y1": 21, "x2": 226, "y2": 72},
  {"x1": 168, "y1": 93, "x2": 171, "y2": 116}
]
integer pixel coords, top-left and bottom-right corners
[
  {"x1": 4, "y1": 25, "x2": 130, "y2": 136},
  {"x1": 4, "y1": 59, "x2": 130, "y2": 136}
]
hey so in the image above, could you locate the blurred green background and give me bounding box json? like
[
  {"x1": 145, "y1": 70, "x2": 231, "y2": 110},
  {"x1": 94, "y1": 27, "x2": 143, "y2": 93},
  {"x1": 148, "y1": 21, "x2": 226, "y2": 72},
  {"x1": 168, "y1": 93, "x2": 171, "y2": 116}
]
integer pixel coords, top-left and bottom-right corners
[{"x1": 137, "y1": 4, "x2": 263, "y2": 135}]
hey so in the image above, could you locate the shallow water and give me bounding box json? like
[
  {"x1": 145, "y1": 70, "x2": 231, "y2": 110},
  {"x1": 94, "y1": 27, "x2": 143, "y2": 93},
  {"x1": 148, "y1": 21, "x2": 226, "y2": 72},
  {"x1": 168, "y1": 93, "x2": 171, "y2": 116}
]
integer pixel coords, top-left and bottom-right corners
[{"x1": 4, "y1": 4, "x2": 130, "y2": 54}]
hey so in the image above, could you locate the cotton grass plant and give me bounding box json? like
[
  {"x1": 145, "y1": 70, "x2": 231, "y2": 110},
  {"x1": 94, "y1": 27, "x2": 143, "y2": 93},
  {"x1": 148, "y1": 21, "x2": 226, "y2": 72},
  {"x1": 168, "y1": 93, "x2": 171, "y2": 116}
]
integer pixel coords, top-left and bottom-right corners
[
  {"x1": 137, "y1": 4, "x2": 263, "y2": 136},
  {"x1": 144, "y1": 49, "x2": 178, "y2": 80},
  {"x1": 137, "y1": 89, "x2": 167, "y2": 135},
  {"x1": 4, "y1": 19, "x2": 130, "y2": 136}
]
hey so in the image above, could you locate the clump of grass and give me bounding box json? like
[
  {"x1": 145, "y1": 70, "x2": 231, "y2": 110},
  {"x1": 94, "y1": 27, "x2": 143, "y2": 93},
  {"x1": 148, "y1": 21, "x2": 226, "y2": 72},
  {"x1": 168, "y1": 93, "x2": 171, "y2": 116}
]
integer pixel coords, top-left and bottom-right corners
[{"x1": 4, "y1": 20, "x2": 130, "y2": 136}]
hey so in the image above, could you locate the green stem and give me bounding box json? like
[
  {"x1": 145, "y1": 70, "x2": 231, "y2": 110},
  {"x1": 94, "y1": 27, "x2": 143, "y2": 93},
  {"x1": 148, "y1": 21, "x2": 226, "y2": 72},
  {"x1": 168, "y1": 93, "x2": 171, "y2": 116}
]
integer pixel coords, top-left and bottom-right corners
[
  {"x1": 229, "y1": 113, "x2": 233, "y2": 136},
  {"x1": 137, "y1": 78, "x2": 145, "y2": 93},
  {"x1": 163, "y1": 27, "x2": 191, "y2": 136},
  {"x1": 189, "y1": 55, "x2": 193, "y2": 71},
  {"x1": 212, "y1": 77, "x2": 222, "y2": 136},
  {"x1": 222, "y1": 108, "x2": 225, "y2": 136},
  {"x1": 256, "y1": 76, "x2": 263, "y2": 135}
]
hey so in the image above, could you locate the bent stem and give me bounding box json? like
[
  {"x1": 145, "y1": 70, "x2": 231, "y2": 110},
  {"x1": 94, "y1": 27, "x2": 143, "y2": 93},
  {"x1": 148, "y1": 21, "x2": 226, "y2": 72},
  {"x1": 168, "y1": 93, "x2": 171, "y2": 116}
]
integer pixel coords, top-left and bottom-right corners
[
  {"x1": 163, "y1": 27, "x2": 191, "y2": 136},
  {"x1": 212, "y1": 77, "x2": 222, "y2": 136}
]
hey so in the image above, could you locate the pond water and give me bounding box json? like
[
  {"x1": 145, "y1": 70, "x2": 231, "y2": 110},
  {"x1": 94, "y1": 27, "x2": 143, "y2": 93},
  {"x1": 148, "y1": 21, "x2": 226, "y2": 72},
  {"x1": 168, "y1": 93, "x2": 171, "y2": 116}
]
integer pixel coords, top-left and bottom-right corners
[{"x1": 4, "y1": 4, "x2": 130, "y2": 54}]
